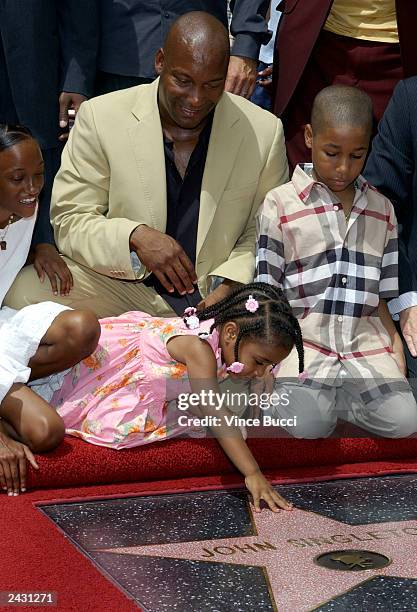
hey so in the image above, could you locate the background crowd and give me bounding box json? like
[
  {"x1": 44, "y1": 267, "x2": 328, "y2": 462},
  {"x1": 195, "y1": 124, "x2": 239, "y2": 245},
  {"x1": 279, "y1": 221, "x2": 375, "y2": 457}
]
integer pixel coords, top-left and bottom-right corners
[
  {"x1": 2, "y1": 0, "x2": 417, "y2": 244},
  {"x1": 2, "y1": 0, "x2": 416, "y2": 365}
]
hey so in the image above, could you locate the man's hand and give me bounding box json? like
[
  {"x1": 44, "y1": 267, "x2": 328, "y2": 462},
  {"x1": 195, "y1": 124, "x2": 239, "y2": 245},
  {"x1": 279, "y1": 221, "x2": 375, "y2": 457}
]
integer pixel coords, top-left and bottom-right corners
[
  {"x1": 130, "y1": 225, "x2": 197, "y2": 295},
  {"x1": 33, "y1": 244, "x2": 73, "y2": 296},
  {"x1": 257, "y1": 64, "x2": 273, "y2": 88},
  {"x1": 197, "y1": 280, "x2": 239, "y2": 310},
  {"x1": 224, "y1": 56, "x2": 258, "y2": 98},
  {"x1": 58, "y1": 92, "x2": 87, "y2": 141},
  {"x1": 400, "y1": 306, "x2": 417, "y2": 357}
]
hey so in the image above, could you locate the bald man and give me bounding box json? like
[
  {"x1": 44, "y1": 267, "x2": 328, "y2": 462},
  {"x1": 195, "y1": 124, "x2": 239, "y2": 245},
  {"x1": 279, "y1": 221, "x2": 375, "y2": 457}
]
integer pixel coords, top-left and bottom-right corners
[
  {"x1": 6, "y1": 12, "x2": 288, "y2": 318},
  {"x1": 96, "y1": 1, "x2": 271, "y2": 99}
]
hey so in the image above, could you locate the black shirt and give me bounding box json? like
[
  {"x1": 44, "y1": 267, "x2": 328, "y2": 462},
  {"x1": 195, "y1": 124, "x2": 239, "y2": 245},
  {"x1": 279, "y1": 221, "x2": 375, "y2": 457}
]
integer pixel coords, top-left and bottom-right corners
[{"x1": 144, "y1": 114, "x2": 213, "y2": 315}]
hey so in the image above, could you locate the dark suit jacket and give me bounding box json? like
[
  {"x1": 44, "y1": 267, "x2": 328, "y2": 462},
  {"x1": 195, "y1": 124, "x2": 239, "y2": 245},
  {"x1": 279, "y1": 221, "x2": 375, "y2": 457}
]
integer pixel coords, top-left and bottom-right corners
[
  {"x1": 98, "y1": 0, "x2": 270, "y2": 79},
  {"x1": 0, "y1": 0, "x2": 99, "y2": 149},
  {"x1": 0, "y1": 0, "x2": 99, "y2": 244},
  {"x1": 365, "y1": 78, "x2": 417, "y2": 296},
  {"x1": 273, "y1": 0, "x2": 417, "y2": 117}
]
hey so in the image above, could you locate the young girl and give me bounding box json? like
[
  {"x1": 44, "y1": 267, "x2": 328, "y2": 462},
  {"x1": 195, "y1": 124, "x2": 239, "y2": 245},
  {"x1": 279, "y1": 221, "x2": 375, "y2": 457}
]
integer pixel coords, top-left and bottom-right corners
[
  {"x1": 0, "y1": 124, "x2": 100, "y2": 496},
  {"x1": 44, "y1": 282, "x2": 304, "y2": 512}
]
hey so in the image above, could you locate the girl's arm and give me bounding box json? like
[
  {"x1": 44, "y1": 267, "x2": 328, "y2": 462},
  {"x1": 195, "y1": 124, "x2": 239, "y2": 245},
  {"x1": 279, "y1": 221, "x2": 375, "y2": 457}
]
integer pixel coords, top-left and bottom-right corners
[
  {"x1": 168, "y1": 335, "x2": 292, "y2": 512},
  {"x1": 378, "y1": 298, "x2": 406, "y2": 376}
]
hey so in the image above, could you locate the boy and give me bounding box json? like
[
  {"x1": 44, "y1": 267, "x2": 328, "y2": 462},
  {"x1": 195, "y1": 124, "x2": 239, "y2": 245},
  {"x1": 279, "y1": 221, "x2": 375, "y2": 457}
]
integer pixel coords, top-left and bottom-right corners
[{"x1": 256, "y1": 85, "x2": 417, "y2": 438}]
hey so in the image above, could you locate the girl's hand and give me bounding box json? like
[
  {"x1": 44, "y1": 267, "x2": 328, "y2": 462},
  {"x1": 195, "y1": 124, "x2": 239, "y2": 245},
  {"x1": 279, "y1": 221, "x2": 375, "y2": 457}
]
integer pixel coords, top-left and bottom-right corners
[
  {"x1": 245, "y1": 470, "x2": 293, "y2": 513},
  {"x1": 0, "y1": 431, "x2": 39, "y2": 495},
  {"x1": 33, "y1": 244, "x2": 73, "y2": 296}
]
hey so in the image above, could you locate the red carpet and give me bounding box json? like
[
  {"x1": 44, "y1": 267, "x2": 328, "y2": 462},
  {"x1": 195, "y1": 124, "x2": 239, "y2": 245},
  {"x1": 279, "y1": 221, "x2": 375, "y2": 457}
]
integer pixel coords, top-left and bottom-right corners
[
  {"x1": 1, "y1": 435, "x2": 416, "y2": 610},
  {"x1": 3, "y1": 460, "x2": 417, "y2": 612},
  {"x1": 27, "y1": 434, "x2": 417, "y2": 490}
]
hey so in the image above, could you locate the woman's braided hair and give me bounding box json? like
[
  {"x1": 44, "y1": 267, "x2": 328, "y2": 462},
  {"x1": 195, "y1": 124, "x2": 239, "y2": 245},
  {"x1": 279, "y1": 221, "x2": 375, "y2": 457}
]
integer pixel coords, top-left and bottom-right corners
[
  {"x1": 197, "y1": 282, "x2": 304, "y2": 373},
  {"x1": 0, "y1": 124, "x2": 33, "y2": 153}
]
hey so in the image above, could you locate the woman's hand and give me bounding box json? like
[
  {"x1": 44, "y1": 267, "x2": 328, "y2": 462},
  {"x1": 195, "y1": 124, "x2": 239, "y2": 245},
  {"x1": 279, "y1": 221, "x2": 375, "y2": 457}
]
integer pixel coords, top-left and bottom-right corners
[
  {"x1": 33, "y1": 244, "x2": 73, "y2": 296},
  {"x1": 245, "y1": 470, "x2": 293, "y2": 513},
  {"x1": 0, "y1": 430, "x2": 39, "y2": 495}
]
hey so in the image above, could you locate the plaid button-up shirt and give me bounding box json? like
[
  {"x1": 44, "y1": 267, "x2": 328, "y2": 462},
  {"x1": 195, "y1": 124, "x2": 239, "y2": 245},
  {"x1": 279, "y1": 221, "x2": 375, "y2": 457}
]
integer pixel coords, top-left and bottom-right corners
[{"x1": 255, "y1": 164, "x2": 402, "y2": 397}]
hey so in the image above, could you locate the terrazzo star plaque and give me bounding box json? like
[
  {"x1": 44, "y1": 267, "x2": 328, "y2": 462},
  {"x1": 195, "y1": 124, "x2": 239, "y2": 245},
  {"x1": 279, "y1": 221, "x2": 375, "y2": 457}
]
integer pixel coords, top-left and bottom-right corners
[{"x1": 39, "y1": 475, "x2": 417, "y2": 611}]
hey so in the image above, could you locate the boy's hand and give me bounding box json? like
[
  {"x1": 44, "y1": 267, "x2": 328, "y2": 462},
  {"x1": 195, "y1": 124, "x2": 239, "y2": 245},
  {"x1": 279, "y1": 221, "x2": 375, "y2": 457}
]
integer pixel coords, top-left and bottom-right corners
[
  {"x1": 245, "y1": 470, "x2": 293, "y2": 513},
  {"x1": 392, "y1": 346, "x2": 407, "y2": 377},
  {"x1": 0, "y1": 431, "x2": 39, "y2": 495},
  {"x1": 391, "y1": 332, "x2": 407, "y2": 377}
]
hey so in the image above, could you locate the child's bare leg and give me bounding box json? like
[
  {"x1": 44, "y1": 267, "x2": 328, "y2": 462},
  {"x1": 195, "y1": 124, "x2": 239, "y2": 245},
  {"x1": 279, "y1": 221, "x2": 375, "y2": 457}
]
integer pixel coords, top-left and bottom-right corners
[
  {"x1": 0, "y1": 383, "x2": 65, "y2": 494},
  {"x1": 0, "y1": 383, "x2": 65, "y2": 452},
  {"x1": 28, "y1": 309, "x2": 100, "y2": 380},
  {"x1": 0, "y1": 419, "x2": 22, "y2": 443}
]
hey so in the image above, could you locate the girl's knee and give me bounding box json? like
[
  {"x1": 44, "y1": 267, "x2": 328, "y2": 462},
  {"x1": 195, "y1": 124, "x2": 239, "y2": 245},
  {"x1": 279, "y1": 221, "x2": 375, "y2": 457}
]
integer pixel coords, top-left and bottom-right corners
[
  {"x1": 63, "y1": 310, "x2": 100, "y2": 358},
  {"x1": 26, "y1": 413, "x2": 65, "y2": 452}
]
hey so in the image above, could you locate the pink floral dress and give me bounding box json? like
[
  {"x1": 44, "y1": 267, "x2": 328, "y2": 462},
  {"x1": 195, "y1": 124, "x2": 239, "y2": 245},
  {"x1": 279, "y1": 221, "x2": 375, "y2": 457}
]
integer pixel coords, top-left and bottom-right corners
[{"x1": 51, "y1": 312, "x2": 226, "y2": 449}]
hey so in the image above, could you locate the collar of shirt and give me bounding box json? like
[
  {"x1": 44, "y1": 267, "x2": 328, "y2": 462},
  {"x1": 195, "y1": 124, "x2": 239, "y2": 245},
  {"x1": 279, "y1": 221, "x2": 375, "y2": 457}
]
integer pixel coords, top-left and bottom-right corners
[{"x1": 291, "y1": 163, "x2": 369, "y2": 209}]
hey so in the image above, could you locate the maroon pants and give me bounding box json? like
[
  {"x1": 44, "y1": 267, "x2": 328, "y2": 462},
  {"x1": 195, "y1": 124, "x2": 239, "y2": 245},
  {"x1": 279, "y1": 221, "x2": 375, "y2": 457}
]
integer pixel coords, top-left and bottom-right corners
[{"x1": 283, "y1": 30, "x2": 404, "y2": 171}]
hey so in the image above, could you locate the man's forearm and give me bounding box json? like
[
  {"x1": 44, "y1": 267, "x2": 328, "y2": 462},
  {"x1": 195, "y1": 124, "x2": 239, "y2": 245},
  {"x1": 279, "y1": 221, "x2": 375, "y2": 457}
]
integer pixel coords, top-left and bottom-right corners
[
  {"x1": 230, "y1": 0, "x2": 271, "y2": 60},
  {"x1": 222, "y1": 279, "x2": 241, "y2": 291},
  {"x1": 209, "y1": 279, "x2": 241, "y2": 301}
]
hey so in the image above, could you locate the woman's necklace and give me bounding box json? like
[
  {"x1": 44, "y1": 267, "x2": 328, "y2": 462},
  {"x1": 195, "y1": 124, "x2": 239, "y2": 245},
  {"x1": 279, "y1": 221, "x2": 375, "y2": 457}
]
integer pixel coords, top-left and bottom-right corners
[{"x1": 0, "y1": 214, "x2": 15, "y2": 250}]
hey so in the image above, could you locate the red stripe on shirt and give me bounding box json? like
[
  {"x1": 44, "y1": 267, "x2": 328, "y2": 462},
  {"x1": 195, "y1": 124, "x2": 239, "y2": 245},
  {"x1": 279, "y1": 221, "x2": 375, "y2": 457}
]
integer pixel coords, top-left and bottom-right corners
[
  {"x1": 361, "y1": 209, "x2": 392, "y2": 229},
  {"x1": 303, "y1": 340, "x2": 392, "y2": 359},
  {"x1": 281, "y1": 204, "x2": 336, "y2": 225}
]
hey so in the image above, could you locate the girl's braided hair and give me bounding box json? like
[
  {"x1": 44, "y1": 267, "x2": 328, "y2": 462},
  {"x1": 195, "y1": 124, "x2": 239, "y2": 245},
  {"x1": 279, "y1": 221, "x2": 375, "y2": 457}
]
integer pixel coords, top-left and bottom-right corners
[
  {"x1": 197, "y1": 282, "x2": 304, "y2": 373},
  {"x1": 0, "y1": 124, "x2": 33, "y2": 153}
]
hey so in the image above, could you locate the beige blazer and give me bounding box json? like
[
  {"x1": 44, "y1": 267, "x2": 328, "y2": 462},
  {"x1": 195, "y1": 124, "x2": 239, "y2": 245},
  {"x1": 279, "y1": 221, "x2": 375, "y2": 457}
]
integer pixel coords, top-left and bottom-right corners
[{"x1": 51, "y1": 78, "x2": 288, "y2": 297}]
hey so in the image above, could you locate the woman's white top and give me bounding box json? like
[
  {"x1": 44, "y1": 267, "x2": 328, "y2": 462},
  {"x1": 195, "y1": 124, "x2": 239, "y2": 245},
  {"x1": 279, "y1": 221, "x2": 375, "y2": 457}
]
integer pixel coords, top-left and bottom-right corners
[
  {"x1": 0, "y1": 211, "x2": 36, "y2": 307},
  {"x1": 0, "y1": 208, "x2": 69, "y2": 402}
]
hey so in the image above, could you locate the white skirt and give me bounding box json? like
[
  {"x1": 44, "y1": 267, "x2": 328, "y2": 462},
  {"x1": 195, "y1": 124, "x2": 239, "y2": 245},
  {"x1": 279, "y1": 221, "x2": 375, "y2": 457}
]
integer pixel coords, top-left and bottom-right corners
[{"x1": 0, "y1": 302, "x2": 70, "y2": 403}]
